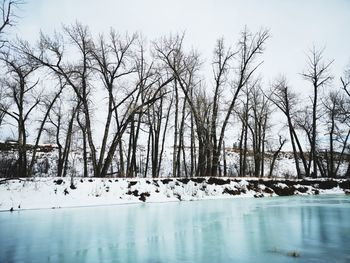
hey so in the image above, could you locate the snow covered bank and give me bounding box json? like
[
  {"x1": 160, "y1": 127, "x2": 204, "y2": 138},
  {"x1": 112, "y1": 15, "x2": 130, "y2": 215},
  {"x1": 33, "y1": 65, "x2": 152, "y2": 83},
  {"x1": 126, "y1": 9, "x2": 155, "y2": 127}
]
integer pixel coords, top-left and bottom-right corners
[{"x1": 0, "y1": 177, "x2": 349, "y2": 212}]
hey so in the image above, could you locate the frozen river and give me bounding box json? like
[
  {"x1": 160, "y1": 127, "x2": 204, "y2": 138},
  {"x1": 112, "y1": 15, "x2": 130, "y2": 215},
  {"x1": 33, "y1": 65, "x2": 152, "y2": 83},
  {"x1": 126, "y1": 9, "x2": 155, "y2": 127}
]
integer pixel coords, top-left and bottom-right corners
[{"x1": 0, "y1": 195, "x2": 349, "y2": 262}]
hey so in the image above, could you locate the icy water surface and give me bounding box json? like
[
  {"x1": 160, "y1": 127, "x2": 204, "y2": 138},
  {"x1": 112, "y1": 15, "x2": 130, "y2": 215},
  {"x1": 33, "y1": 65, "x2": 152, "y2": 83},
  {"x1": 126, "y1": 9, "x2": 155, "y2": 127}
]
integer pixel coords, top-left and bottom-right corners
[{"x1": 0, "y1": 195, "x2": 349, "y2": 263}]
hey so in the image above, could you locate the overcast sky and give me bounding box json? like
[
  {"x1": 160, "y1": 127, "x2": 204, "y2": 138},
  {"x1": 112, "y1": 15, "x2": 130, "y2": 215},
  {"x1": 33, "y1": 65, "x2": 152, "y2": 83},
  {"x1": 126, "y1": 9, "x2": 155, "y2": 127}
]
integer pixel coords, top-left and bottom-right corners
[
  {"x1": 1, "y1": 0, "x2": 349, "y2": 143},
  {"x1": 12, "y1": 0, "x2": 350, "y2": 94}
]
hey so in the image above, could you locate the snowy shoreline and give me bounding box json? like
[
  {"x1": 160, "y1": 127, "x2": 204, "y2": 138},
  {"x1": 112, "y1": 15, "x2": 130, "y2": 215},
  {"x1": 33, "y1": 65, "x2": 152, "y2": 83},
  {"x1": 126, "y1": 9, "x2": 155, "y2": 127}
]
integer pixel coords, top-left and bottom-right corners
[{"x1": 0, "y1": 177, "x2": 349, "y2": 212}]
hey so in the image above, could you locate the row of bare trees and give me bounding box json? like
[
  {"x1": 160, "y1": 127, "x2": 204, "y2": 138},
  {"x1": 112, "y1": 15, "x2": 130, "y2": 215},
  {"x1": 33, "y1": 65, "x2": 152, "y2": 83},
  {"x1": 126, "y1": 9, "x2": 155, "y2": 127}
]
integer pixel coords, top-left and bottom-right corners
[
  {"x1": 0, "y1": 19, "x2": 270, "y2": 178},
  {"x1": 0, "y1": 1, "x2": 349, "y2": 178},
  {"x1": 269, "y1": 50, "x2": 350, "y2": 179}
]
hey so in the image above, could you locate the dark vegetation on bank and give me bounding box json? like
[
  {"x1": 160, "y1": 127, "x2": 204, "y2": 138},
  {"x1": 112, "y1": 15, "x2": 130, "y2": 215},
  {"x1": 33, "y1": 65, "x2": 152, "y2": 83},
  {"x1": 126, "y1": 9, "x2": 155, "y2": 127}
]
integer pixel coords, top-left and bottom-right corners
[
  {"x1": 50, "y1": 176, "x2": 350, "y2": 201},
  {"x1": 146, "y1": 177, "x2": 350, "y2": 198},
  {"x1": 1, "y1": 177, "x2": 348, "y2": 213}
]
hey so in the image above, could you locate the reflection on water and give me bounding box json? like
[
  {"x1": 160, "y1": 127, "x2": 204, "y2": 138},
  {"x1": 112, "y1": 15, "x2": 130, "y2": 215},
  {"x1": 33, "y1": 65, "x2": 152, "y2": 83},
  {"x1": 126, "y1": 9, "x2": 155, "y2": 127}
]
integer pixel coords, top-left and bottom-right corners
[{"x1": 0, "y1": 195, "x2": 349, "y2": 263}]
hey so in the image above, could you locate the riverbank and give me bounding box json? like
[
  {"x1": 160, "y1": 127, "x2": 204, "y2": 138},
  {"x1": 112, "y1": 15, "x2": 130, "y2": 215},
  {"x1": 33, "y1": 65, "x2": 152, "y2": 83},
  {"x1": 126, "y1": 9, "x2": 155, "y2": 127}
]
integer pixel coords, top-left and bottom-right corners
[{"x1": 0, "y1": 177, "x2": 349, "y2": 211}]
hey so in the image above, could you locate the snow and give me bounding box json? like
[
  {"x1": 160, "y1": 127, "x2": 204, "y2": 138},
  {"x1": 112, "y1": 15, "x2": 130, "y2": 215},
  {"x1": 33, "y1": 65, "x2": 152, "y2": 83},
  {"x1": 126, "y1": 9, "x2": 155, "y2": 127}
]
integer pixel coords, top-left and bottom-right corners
[
  {"x1": 275, "y1": 182, "x2": 288, "y2": 189},
  {"x1": 0, "y1": 177, "x2": 348, "y2": 212}
]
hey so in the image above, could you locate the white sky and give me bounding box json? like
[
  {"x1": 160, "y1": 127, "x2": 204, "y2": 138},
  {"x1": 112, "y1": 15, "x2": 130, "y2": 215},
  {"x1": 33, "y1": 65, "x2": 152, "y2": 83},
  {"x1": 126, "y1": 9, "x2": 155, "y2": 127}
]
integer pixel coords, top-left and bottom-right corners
[
  {"x1": 2, "y1": 0, "x2": 350, "y2": 145},
  {"x1": 13, "y1": 0, "x2": 350, "y2": 93}
]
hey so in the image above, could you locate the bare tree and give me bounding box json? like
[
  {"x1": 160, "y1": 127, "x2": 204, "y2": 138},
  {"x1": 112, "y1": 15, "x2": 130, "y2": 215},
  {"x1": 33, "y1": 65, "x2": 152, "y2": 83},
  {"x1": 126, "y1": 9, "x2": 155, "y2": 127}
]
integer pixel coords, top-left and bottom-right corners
[
  {"x1": 145, "y1": 88, "x2": 173, "y2": 177},
  {"x1": 0, "y1": 0, "x2": 23, "y2": 48},
  {"x1": 236, "y1": 85, "x2": 251, "y2": 177},
  {"x1": 268, "y1": 135, "x2": 286, "y2": 178},
  {"x1": 21, "y1": 24, "x2": 175, "y2": 177},
  {"x1": 193, "y1": 87, "x2": 212, "y2": 177},
  {"x1": 19, "y1": 23, "x2": 98, "y2": 176},
  {"x1": 27, "y1": 79, "x2": 64, "y2": 175},
  {"x1": 90, "y1": 30, "x2": 137, "y2": 177},
  {"x1": 269, "y1": 76, "x2": 308, "y2": 178},
  {"x1": 154, "y1": 33, "x2": 206, "y2": 176},
  {"x1": 0, "y1": 0, "x2": 22, "y2": 129},
  {"x1": 46, "y1": 94, "x2": 79, "y2": 177},
  {"x1": 246, "y1": 82, "x2": 271, "y2": 177},
  {"x1": 322, "y1": 91, "x2": 346, "y2": 178},
  {"x1": 0, "y1": 49, "x2": 39, "y2": 177},
  {"x1": 0, "y1": 82, "x2": 9, "y2": 126},
  {"x1": 97, "y1": 40, "x2": 174, "y2": 178},
  {"x1": 210, "y1": 38, "x2": 236, "y2": 176},
  {"x1": 210, "y1": 28, "x2": 269, "y2": 177},
  {"x1": 301, "y1": 47, "x2": 333, "y2": 178},
  {"x1": 155, "y1": 29, "x2": 269, "y2": 177},
  {"x1": 338, "y1": 66, "x2": 350, "y2": 177}
]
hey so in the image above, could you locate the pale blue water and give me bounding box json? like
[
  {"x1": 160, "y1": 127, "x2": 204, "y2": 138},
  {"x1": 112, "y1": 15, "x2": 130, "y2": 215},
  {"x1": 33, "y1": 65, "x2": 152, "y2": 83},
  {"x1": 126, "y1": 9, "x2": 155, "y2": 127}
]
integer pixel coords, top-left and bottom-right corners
[{"x1": 0, "y1": 195, "x2": 349, "y2": 263}]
